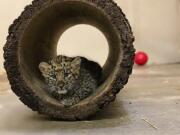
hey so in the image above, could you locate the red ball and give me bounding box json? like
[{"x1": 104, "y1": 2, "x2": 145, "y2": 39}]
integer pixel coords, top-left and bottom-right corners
[{"x1": 135, "y1": 51, "x2": 148, "y2": 65}]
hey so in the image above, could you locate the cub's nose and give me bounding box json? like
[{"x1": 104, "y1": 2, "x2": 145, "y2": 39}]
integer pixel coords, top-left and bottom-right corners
[{"x1": 57, "y1": 81, "x2": 65, "y2": 87}]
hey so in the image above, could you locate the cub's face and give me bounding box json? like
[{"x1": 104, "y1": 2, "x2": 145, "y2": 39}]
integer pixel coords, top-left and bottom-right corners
[{"x1": 39, "y1": 56, "x2": 81, "y2": 88}]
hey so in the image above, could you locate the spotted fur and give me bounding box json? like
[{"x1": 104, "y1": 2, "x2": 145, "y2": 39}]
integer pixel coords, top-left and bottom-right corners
[{"x1": 39, "y1": 55, "x2": 102, "y2": 106}]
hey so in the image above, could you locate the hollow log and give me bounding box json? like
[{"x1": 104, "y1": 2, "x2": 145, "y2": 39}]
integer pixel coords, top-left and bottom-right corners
[{"x1": 4, "y1": 0, "x2": 135, "y2": 120}]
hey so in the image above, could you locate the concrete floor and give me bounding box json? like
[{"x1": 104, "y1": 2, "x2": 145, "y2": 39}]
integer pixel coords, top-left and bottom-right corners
[{"x1": 0, "y1": 64, "x2": 180, "y2": 135}]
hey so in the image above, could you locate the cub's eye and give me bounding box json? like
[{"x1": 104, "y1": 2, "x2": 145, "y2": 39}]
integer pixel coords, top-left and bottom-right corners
[
  {"x1": 52, "y1": 74, "x2": 56, "y2": 78},
  {"x1": 61, "y1": 63, "x2": 66, "y2": 67}
]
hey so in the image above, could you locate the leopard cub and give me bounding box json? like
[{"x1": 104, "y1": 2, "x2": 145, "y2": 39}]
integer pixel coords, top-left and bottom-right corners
[{"x1": 39, "y1": 55, "x2": 102, "y2": 107}]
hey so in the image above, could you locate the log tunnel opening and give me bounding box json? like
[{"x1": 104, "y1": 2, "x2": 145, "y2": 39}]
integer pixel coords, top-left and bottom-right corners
[
  {"x1": 19, "y1": 1, "x2": 122, "y2": 106},
  {"x1": 57, "y1": 24, "x2": 109, "y2": 67}
]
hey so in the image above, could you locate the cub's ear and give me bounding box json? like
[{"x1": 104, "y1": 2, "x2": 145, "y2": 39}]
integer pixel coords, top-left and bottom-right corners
[
  {"x1": 39, "y1": 62, "x2": 51, "y2": 74},
  {"x1": 71, "y1": 57, "x2": 81, "y2": 68}
]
